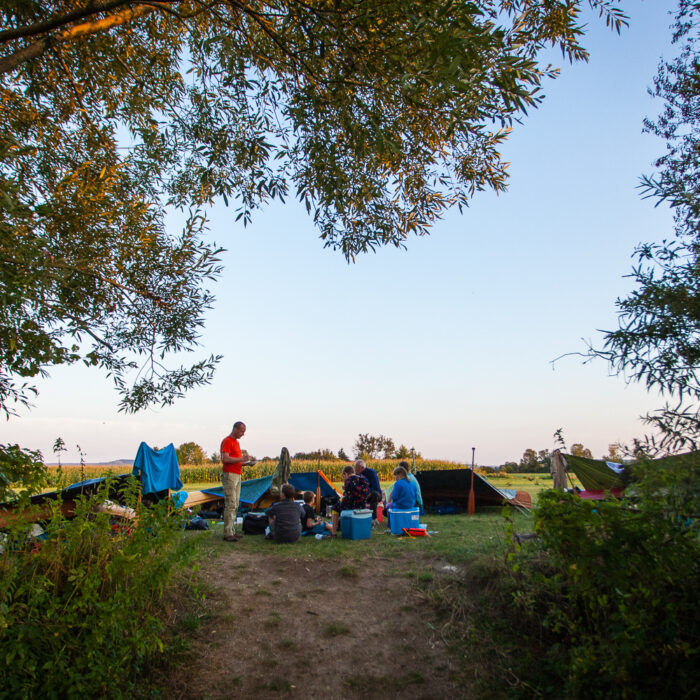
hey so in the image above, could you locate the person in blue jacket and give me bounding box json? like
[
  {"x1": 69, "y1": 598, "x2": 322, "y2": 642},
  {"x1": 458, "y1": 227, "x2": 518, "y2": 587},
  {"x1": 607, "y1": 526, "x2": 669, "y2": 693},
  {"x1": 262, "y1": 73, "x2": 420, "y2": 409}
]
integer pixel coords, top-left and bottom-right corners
[
  {"x1": 398, "y1": 460, "x2": 424, "y2": 514},
  {"x1": 386, "y1": 465, "x2": 418, "y2": 528}
]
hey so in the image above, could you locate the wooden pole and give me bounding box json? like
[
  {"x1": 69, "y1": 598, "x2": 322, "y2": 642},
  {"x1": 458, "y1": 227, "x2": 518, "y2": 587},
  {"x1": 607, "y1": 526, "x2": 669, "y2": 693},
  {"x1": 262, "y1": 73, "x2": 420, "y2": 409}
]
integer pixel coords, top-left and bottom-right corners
[
  {"x1": 316, "y1": 452, "x2": 322, "y2": 514},
  {"x1": 316, "y1": 473, "x2": 322, "y2": 515}
]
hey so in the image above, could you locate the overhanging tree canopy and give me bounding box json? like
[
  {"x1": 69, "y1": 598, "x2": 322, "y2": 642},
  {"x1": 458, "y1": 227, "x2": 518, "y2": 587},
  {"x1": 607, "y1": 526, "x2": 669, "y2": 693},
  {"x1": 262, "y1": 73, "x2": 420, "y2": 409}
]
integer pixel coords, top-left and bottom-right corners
[{"x1": 0, "y1": 0, "x2": 628, "y2": 415}]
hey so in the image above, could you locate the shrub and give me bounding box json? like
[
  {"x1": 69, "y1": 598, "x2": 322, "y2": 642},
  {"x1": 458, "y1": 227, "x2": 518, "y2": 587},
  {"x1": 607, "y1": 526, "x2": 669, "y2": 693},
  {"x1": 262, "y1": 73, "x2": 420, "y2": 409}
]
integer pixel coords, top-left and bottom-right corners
[
  {"x1": 0, "y1": 477, "x2": 196, "y2": 698},
  {"x1": 507, "y1": 484, "x2": 700, "y2": 697},
  {"x1": 0, "y1": 444, "x2": 46, "y2": 501}
]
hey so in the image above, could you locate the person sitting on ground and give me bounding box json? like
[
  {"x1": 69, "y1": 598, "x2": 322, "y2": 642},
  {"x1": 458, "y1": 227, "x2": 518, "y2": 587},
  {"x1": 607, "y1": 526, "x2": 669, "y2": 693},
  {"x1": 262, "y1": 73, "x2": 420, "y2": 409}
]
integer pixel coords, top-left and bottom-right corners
[
  {"x1": 386, "y1": 465, "x2": 418, "y2": 526},
  {"x1": 331, "y1": 465, "x2": 371, "y2": 536},
  {"x1": 300, "y1": 491, "x2": 332, "y2": 536},
  {"x1": 266, "y1": 483, "x2": 302, "y2": 543},
  {"x1": 354, "y1": 459, "x2": 383, "y2": 524}
]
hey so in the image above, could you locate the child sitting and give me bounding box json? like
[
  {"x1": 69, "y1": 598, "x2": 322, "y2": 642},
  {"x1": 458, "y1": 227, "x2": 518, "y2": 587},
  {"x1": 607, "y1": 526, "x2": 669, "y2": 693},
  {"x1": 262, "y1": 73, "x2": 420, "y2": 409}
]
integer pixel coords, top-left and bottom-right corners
[{"x1": 301, "y1": 491, "x2": 332, "y2": 536}]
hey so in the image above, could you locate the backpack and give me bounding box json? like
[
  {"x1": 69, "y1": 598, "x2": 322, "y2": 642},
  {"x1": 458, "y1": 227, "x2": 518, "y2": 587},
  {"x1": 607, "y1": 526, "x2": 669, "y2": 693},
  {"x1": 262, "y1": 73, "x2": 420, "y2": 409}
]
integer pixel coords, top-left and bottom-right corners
[
  {"x1": 320, "y1": 494, "x2": 339, "y2": 511},
  {"x1": 242, "y1": 512, "x2": 269, "y2": 535},
  {"x1": 184, "y1": 515, "x2": 210, "y2": 531}
]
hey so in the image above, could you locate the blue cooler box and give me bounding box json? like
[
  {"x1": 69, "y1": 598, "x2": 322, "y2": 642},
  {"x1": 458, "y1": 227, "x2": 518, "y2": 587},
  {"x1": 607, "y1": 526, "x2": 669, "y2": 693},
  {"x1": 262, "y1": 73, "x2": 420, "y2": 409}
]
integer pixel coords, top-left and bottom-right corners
[
  {"x1": 340, "y1": 509, "x2": 372, "y2": 540},
  {"x1": 388, "y1": 507, "x2": 420, "y2": 535}
]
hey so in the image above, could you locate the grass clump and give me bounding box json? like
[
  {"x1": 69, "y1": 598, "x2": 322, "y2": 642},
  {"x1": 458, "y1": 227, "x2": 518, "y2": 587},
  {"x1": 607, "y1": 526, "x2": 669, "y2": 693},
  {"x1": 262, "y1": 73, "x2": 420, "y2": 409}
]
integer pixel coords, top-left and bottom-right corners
[
  {"x1": 339, "y1": 563, "x2": 358, "y2": 578},
  {"x1": 323, "y1": 621, "x2": 351, "y2": 637},
  {"x1": 264, "y1": 611, "x2": 281, "y2": 628}
]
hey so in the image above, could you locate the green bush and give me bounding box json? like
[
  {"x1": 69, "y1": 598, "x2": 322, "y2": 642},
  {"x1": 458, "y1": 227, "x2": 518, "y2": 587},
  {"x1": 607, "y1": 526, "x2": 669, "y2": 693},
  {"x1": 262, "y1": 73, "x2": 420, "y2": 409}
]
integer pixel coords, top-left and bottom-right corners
[
  {"x1": 507, "y1": 485, "x2": 700, "y2": 698},
  {"x1": 0, "y1": 477, "x2": 196, "y2": 698},
  {"x1": 0, "y1": 444, "x2": 46, "y2": 501}
]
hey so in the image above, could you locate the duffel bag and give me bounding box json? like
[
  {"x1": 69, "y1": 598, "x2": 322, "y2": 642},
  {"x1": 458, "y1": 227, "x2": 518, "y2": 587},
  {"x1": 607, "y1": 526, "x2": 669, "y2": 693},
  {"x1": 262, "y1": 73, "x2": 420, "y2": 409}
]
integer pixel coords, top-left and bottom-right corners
[{"x1": 242, "y1": 512, "x2": 268, "y2": 535}]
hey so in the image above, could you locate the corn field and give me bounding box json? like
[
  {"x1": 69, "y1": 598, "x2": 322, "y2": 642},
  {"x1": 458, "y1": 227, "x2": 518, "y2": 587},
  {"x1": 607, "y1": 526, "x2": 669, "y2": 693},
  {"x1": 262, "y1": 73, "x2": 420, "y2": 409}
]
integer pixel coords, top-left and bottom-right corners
[{"x1": 44, "y1": 458, "x2": 466, "y2": 488}]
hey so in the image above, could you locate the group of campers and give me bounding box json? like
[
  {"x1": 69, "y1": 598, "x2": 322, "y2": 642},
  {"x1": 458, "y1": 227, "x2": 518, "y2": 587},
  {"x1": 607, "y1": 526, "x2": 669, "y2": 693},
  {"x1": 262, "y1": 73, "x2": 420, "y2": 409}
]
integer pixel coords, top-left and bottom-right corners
[
  {"x1": 265, "y1": 459, "x2": 423, "y2": 544},
  {"x1": 219, "y1": 421, "x2": 422, "y2": 544}
]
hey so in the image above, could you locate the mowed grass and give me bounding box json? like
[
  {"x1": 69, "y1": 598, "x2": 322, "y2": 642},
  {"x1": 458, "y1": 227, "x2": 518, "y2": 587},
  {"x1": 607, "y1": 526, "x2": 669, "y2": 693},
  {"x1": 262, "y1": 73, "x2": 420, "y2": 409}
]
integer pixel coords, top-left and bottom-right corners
[{"x1": 196, "y1": 509, "x2": 532, "y2": 564}]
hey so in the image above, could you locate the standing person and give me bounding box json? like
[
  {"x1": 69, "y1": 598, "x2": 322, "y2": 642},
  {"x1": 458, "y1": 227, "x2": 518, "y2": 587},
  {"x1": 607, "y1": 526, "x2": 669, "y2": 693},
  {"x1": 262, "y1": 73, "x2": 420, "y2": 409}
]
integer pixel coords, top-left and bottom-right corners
[
  {"x1": 221, "y1": 421, "x2": 256, "y2": 542},
  {"x1": 266, "y1": 483, "x2": 302, "y2": 543},
  {"x1": 331, "y1": 465, "x2": 371, "y2": 536},
  {"x1": 354, "y1": 459, "x2": 383, "y2": 523}
]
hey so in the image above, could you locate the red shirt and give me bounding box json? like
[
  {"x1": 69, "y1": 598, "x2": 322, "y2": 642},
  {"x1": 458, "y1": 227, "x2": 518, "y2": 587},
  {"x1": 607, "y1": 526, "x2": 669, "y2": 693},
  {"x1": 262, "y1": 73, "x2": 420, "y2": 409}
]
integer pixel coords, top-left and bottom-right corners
[{"x1": 221, "y1": 436, "x2": 242, "y2": 474}]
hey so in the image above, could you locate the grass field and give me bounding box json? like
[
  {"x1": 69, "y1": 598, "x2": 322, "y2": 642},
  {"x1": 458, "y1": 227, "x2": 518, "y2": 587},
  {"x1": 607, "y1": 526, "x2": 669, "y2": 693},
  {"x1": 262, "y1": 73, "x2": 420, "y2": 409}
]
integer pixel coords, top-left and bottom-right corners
[{"x1": 191, "y1": 508, "x2": 531, "y2": 563}]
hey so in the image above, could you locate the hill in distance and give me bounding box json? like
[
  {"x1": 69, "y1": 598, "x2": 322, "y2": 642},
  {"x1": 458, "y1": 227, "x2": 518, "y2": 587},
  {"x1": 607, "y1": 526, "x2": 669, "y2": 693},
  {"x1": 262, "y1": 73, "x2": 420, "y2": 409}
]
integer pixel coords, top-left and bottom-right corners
[{"x1": 46, "y1": 459, "x2": 134, "y2": 467}]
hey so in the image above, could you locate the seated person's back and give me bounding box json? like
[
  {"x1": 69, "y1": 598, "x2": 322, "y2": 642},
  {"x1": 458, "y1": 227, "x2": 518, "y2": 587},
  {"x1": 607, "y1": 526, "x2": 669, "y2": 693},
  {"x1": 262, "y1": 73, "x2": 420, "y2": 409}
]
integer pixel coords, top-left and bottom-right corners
[
  {"x1": 266, "y1": 483, "x2": 302, "y2": 543},
  {"x1": 389, "y1": 466, "x2": 418, "y2": 511}
]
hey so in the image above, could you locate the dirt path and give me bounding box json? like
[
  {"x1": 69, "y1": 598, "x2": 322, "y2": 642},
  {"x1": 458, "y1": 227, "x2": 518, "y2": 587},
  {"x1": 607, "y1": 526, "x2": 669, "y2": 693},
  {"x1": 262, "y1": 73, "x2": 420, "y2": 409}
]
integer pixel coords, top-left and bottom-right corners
[{"x1": 162, "y1": 546, "x2": 467, "y2": 699}]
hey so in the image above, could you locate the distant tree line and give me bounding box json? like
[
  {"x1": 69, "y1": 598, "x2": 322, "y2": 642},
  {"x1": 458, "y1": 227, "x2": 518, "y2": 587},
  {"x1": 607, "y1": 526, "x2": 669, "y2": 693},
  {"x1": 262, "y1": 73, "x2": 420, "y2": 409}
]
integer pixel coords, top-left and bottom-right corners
[
  {"x1": 174, "y1": 435, "x2": 625, "y2": 470},
  {"x1": 173, "y1": 434, "x2": 422, "y2": 465},
  {"x1": 353, "y1": 433, "x2": 421, "y2": 461}
]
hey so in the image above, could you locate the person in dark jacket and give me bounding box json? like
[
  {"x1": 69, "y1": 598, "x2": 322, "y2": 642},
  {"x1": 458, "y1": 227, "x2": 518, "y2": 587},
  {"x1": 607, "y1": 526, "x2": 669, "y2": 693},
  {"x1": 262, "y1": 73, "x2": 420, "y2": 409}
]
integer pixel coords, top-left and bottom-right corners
[
  {"x1": 331, "y1": 465, "x2": 371, "y2": 536},
  {"x1": 354, "y1": 459, "x2": 383, "y2": 524}
]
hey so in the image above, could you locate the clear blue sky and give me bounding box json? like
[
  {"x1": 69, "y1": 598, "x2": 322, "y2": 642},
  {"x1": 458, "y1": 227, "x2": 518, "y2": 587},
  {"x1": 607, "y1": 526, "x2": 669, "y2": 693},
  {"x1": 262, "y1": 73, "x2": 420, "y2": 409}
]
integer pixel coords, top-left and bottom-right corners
[{"x1": 5, "y1": 0, "x2": 681, "y2": 465}]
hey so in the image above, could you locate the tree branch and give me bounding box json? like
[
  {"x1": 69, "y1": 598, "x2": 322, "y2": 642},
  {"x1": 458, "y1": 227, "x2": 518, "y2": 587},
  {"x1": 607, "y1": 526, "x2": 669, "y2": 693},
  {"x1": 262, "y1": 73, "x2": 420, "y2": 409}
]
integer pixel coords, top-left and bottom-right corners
[
  {"x1": 0, "y1": 3, "x2": 165, "y2": 77},
  {"x1": 0, "y1": 0, "x2": 136, "y2": 44}
]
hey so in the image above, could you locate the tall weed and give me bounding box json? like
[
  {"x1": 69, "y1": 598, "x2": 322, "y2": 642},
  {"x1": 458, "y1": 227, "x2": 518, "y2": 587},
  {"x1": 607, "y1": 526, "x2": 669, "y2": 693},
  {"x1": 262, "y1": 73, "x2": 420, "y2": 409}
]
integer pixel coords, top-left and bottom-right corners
[{"x1": 0, "y1": 477, "x2": 196, "y2": 698}]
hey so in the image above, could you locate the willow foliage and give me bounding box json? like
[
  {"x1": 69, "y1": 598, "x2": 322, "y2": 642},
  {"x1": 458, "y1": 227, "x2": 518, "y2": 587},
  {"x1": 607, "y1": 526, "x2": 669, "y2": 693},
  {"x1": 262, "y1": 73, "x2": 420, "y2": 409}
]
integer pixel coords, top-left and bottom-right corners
[{"x1": 0, "y1": 0, "x2": 627, "y2": 413}]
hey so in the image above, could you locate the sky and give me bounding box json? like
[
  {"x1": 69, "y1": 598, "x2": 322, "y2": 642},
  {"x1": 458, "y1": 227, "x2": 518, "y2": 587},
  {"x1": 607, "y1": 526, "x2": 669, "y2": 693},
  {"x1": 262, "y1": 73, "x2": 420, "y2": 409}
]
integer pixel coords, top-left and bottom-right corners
[{"x1": 4, "y1": 0, "x2": 683, "y2": 466}]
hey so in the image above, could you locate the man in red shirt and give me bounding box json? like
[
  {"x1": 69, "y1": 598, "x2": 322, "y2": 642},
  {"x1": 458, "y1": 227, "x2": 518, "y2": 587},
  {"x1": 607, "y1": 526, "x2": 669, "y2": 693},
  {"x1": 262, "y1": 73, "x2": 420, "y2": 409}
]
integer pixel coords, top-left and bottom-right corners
[{"x1": 221, "y1": 421, "x2": 255, "y2": 542}]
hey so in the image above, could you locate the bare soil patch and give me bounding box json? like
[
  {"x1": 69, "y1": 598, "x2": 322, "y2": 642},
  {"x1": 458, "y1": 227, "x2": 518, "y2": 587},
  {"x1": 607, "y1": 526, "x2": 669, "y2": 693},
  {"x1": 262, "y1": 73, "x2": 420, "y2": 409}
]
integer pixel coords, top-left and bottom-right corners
[{"x1": 162, "y1": 544, "x2": 467, "y2": 699}]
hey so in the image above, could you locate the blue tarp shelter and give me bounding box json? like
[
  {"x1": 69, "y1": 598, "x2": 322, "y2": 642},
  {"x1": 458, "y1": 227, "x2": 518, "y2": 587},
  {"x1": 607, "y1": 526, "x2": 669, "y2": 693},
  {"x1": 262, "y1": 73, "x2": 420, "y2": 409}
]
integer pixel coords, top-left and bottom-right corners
[{"x1": 201, "y1": 471, "x2": 341, "y2": 510}]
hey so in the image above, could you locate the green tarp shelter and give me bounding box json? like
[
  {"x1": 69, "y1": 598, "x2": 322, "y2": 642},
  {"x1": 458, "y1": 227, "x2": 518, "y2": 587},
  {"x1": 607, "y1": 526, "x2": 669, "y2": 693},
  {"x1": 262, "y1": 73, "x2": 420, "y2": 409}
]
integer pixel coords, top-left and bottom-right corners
[
  {"x1": 563, "y1": 454, "x2": 625, "y2": 491},
  {"x1": 564, "y1": 451, "x2": 699, "y2": 491}
]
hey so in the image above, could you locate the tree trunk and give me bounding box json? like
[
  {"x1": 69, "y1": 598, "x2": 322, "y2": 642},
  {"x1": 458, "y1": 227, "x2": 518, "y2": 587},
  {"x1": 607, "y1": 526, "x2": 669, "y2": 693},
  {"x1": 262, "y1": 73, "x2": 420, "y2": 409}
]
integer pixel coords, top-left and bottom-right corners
[{"x1": 551, "y1": 449, "x2": 567, "y2": 489}]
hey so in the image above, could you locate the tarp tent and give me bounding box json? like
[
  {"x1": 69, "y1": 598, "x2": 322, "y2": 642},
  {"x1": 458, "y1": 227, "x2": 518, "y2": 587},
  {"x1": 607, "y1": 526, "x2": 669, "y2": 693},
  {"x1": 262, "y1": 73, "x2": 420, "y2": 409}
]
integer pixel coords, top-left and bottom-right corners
[
  {"x1": 200, "y1": 475, "x2": 274, "y2": 508},
  {"x1": 563, "y1": 454, "x2": 625, "y2": 491},
  {"x1": 563, "y1": 450, "x2": 699, "y2": 497},
  {"x1": 186, "y1": 470, "x2": 342, "y2": 513},
  {"x1": 0, "y1": 442, "x2": 182, "y2": 527},
  {"x1": 0, "y1": 473, "x2": 136, "y2": 527},
  {"x1": 416, "y1": 469, "x2": 532, "y2": 511}
]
